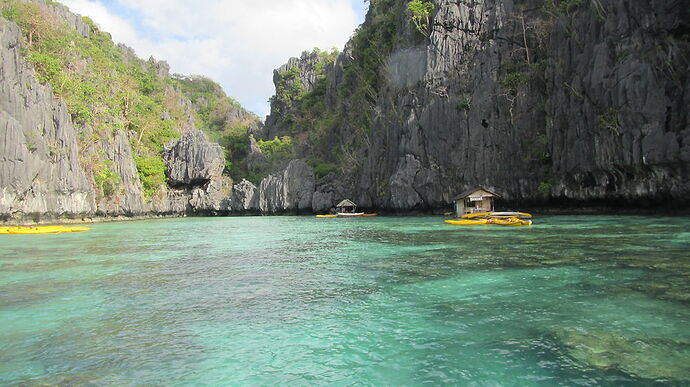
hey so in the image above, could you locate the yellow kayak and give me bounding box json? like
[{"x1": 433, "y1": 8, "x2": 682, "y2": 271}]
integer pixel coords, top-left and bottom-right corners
[
  {"x1": 488, "y1": 217, "x2": 532, "y2": 226},
  {"x1": 316, "y1": 213, "x2": 378, "y2": 218},
  {"x1": 461, "y1": 211, "x2": 532, "y2": 219},
  {"x1": 445, "y1": 219, "x2": 490, "y2": 225},
  {"x1": 0, "y1": 226, "x2": 91, "y2": 234},
  {"x1": 445, "y1": 217, "x2": 532, "y2": 226}
]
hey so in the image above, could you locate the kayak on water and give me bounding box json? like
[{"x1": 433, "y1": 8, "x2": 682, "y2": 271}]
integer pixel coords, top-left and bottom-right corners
[
  {"x1": 461, "y1": 211, "x2": 532, "y2": 219},
  {"x1": 315, "y1": 213, "x2": 378, "y2": 218},
  {"x1": 445, "y1": 217, "x2": 532, "y2": 226},
  {"x1": 0, "y1": 226, "x2": 91, "y2": 234}
]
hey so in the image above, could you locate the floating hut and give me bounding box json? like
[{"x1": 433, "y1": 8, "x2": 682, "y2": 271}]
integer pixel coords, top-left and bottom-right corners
[
  {"x1": 453, "y1": 187, "x2": 501, "y2": 217},
  {"x1": 336, "y1": 199, "x2": 357, "y2": 214}
]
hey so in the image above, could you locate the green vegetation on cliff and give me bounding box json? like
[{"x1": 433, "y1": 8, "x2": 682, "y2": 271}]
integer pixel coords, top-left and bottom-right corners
[
  {"x1": 407, "y1": 0, "x2": 434, "y2": 36},
  {"x1": 1, "y1": 1, "x2": 200, "y2": 198},
  {"x1": 171, "y1": 75, "x2": 261, "y2": 182},
  {"x1": 1, "y1": 1, "x2": 188, "y2": 198},
  {"x1": 265, "y1": 1, "x2": 405, "y2": 175}
]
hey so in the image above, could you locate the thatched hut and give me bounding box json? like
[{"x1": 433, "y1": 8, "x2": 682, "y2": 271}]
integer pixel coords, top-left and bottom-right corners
[
  {"x1": 336, "y1": 199, "x2": 357, "y2": 213},
  {"x1": 453, "y1": 187, "x2": 501, "y2": 217}
]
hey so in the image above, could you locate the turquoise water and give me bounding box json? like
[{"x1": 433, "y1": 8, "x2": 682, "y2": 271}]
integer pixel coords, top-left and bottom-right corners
[{"x1": 1, "y1": 215, "x2": 689, "y2": 385}]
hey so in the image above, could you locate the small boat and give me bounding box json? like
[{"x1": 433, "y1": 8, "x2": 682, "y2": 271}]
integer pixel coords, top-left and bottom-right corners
[
  {"x1": 317, "y1": 199, "x2": 378, "y2": 218},
  {"x1": 0, "y1": 225, "x2": 91, "y2": 234}
]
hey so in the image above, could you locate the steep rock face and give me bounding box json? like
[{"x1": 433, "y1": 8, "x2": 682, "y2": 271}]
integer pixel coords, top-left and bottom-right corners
[
  {"x1": 264, "y1": 50, "x2": 328, "y2": 139},
  {"x1": 0, "y1": 18, "x2": 96, "y2": 221},
  {"x1": 158, "y1": 129, "x2": 231, "y2": 214},
  {"x1": 264, "y1": 0, "x2": 690, "y2": 210},
  {"x1": 229, "y1": 179, "x2": 260, "y2": 213},
  {"x1": 163, "y1": 129, "x2": 224, "y2": 186},
  {"x1": 94, "y1": 130, "x2": 146, "y2": 216},
  {"x1": 26, "y1": 0, "x2": 91, "y2": 37},
  {"x1": 361, "y1": 0, "x2": 690, "y2": 208},
  {"x1": 258, "y1": 159, "x2": 315, "y2": 213},
  {"x1": 184, "y1": 178, "x2": 232, "y2": 214},
  {"x1": 0, "y1": 2, "x2": 249, "y2": 221},
  {"x1": 226, "y1": 160, "x2": 316, "y2": 214}
]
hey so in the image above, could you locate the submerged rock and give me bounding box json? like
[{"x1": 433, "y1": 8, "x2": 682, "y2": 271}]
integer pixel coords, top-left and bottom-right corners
[{"x1": 550, "y1": 327, "x2": 690, "y2": 382}]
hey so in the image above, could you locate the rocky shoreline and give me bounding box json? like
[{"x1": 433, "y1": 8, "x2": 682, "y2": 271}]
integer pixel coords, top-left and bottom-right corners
[{"x1": 4, "y1": 203, "x2": 688, "y2": 227}]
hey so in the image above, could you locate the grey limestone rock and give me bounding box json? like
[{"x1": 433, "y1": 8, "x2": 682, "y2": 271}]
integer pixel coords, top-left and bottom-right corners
[
  {"x1": 265, "y1": 0, "x2": 690, "y2": 210},
  {"x1": 312, "y1": 189, "x2": 335, "y2": 212},
  {"x1": 229, "y1": 179, "x2": 260, "y2": 212},
  {"x1": 95, "y1": 130, "x2": 146, "y2": 216},
  {"x1": 148, "y1": 56, "x2": 170, "y2": 78},
  {"x1": 226, "y1": 160, "x2": 315, "y2": 214},
  {"x1": 0, "y1": 18, "x2": 96, "y2": 221},
  {"x1": 163, "y1": 129, "x2": 225, "y2": 187},
  {"x1": 264, "y1": 50, "x2": 333, "y2": 139},
  {"x1": 258, "y1": 159, "x2": 315, "y2": 213},
  {"x1": 0, "y1": 3, "x2": 248, "y2": 221},
  {"x1": 387, "y1": 154, "x2": 443, "y2": 210},
  {"x1": 27, "y1": 0, "x2": 91, "y2": 38},
  {"x1": 188, "y1": 177, "x2": 232, "y2": 213}
]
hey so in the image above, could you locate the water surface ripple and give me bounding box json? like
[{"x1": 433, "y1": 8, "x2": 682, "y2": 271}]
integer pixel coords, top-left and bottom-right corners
[{"x1": 1, "y1": 216, "x2": 689, "y2": 385}]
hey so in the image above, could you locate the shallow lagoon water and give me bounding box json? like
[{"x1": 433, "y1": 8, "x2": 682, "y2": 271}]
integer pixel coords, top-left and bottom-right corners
[{"x1": 1, "y1": 215, "x2": 689, "y2": 385}]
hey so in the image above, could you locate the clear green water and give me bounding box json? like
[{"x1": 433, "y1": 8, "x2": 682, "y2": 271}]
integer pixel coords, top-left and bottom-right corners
[{"x1": 1, "y1": 215, "x2": 689, "y2": 386}]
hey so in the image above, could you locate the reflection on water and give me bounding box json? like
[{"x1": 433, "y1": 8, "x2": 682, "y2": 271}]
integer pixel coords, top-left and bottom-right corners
[{"x1": 0, "y1": 215, "x2": 688, "y2": 385}]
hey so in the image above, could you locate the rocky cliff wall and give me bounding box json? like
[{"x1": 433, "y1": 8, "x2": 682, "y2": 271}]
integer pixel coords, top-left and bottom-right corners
[
  {"x1": 263, "y1": 0, "x2": 690, "y2": 211},
  {"x1": 1, "y1": 1, "x2": 278, "y2": 222},
  {"x1": 0, "y1": 0, "x2": 326, "y2": 222},
  {"x1": 0, "y1": 18, "x2": 96, "y2": 221}
]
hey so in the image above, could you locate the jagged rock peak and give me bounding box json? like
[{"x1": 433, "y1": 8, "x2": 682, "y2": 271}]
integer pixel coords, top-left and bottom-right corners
[{"x1": 163, "y1": 130, "x2": 225, "y2": 187}]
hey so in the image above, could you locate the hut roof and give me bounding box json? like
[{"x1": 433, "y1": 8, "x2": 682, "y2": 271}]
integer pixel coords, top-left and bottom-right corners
[
  {"x1": 336, "y1": 199, "x2": 357, "y2": 207},
  {"x1": 453, "y1": 187, "x2": 501, "y2": 201}
]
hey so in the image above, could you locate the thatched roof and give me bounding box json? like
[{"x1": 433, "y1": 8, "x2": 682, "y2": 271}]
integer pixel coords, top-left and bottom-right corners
[
  {"x1": 336, "y1": 199, "x2": 357, "y2": 207},
  {"x1": 453, "y1": 187, "x2": 501, "y2": 201}
]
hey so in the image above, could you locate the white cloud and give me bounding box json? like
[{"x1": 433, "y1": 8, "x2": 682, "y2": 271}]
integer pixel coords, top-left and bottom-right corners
[
  {"x1": 59, "y1": 0, "x2": 138, "y2": 43},
  {"x1": 59, "y1": 0, "x2": 363, "y2": 118}
]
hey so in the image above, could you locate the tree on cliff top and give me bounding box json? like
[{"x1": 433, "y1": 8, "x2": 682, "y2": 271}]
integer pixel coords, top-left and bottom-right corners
[{"x1": 407, "y1": 0, "x2": 434, "y2": 37}]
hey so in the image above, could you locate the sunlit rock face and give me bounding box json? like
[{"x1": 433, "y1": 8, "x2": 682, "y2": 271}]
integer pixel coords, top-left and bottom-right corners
[
  {"x1": 263, "y1": 0, "x2": 690, "y2": 211},
  {"x1": 0, "y1": 2, "x2": 240, "y2": 221},
  {"x1": 163, "y1": 130, "x2": 225, "y2": 187},
  {"x1": 0, "y1": 18, "x2": 96, "y2": 222}
]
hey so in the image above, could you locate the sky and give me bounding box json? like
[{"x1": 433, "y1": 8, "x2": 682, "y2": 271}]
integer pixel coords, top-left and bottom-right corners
[{"x1": 59, "y1": 0, "x2": 369, "y2": 118}]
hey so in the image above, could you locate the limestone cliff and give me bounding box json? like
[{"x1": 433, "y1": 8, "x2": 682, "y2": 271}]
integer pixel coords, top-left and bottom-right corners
[
  {"x1": 228, "y1": 159, "x2": 316, "y2": 214},
  {"x1": 0, "y1": 0, "x2": 326, "y2": 221},
  {"x1": 263, "y1": 0, "x2": 690, "y2": 211},
  {"x1": 0, "y1": 0, "x2": 248, "y2": 222},
  {"x1": 0, "y1": 18, "x2": 96, "y2": 221},
  {"x1": 3, "y1": 0, "x2": 688, "y2": 220}
]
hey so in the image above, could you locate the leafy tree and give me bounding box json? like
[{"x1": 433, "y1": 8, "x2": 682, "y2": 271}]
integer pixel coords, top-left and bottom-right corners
[
  {"x1": 94, "y1": 160, "x2": 121, "y2": 197},
  {"x1": 134, "y1": 155, "x2": 166, "y2": 198},
  {"x1": 257, "y1": 136, "x2": 294, "y2": 159},
  {"x1": 407, "y1": 0, "x2": 434, "y2": 37}
]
